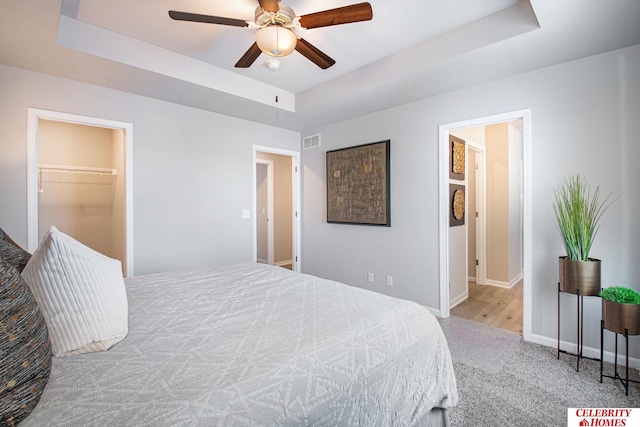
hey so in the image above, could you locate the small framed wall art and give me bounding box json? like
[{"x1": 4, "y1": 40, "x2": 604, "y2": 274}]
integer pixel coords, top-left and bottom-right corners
[
  {"x1": 449, "y1": 135, "x2": 465, "y2": 180},
  {"x1": 326, "y1": 140, "x2": 390, "y2": 226},
  {"x1": 450, "y1": 184, "x2": 465, "y2": 227}
]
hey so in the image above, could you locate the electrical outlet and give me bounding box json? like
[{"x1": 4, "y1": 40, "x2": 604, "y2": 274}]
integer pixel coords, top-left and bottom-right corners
[
  {"x1": 367, "y1": 272, "x2": 374, "y2": 283},
  {"x1": 386, "y1": 276, "x2": 393, "y2": 287}
]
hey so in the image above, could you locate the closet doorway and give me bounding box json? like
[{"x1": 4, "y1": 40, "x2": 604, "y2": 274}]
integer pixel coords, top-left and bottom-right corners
[{"x1": 27, "y1": 109, "x2": 133, "y2": 277}]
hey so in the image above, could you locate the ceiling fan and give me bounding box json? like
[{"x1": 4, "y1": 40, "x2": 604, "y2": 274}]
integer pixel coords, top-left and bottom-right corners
[{"x1": 168, "y1": 1, "x2": 373, "y2": 69}]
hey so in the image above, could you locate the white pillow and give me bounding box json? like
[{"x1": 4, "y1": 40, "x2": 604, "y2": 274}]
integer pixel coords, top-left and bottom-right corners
[{"x1": 21, "y1": 226, "x2": 128, "y2": 356}]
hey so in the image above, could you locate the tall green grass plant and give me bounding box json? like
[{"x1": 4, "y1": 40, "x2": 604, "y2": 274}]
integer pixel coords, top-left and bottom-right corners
[{"x1": 553, "y1": 175, "x2": 614, "y2": 261}]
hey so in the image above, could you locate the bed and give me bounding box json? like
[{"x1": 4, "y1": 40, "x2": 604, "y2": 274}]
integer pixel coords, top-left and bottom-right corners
[
  {"x1": 4, "y1": 226, "x2": 457, "y2": 426},
  {"x1": 16, "y1": 259, "x2": 457, "y2": 426}
]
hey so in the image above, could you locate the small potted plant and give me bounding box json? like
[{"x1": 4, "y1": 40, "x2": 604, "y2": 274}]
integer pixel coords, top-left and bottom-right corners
[
  {"x1": 553, "y1": 175, "x2": 614, "y2": 296},
  {"x1": 600, "y1": 286, "x2": 640, "y2": 335}
]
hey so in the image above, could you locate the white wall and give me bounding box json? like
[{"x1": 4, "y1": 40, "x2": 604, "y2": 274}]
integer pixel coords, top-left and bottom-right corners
[
  {"x1": 0, "y1": 64, "x2": 300, "y2": 275},
  {"x1": 301, "y1": 44, "x2": 640, "y2": 357}
]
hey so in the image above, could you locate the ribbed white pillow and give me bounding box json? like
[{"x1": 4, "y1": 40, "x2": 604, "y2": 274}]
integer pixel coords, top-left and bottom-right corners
[{"x1": 21, "y1": 226, "x2": 128, "y2": 356}]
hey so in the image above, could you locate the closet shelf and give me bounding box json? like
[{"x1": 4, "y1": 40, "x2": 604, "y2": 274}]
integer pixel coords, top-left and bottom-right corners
[
  {"x1": 37, "y1": 164, "x2": 117, "y2": 176},
  {"x1": 37, "y1": 164, "x2": 118, "y2": 202}
]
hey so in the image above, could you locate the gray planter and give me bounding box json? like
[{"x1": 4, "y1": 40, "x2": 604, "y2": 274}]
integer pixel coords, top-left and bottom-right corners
[{"x1": 558, "y1": 256, "x2": 601, "y2": 296}]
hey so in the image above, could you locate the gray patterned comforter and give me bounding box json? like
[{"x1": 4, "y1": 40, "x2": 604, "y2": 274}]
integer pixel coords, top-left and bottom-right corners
[{"x1": 23, "y1": 263, "x2": 457, "y2": 426}]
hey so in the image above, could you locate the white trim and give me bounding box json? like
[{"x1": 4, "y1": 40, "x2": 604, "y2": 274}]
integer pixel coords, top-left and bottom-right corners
[
  {"x1": 486, "y1": 274, "x2": 522, "y2": 289},
  {"x1": 27, "y1": 108, "x2": 134, "y2": 277},
  {"x1": 529, "y1": 332, "x2": 640, "y2": 370},
  {"x1": 253, "y1": 145, "x2": 301, "y2": 272},
  {"x1": 450, "y1": 291, "x2": 469, "y2": 309},
  {"x1": 255, "y1": 159, "x2": 274, "y2": 265},
  {"x1": 439, "y1": 109, "x2": 532, "y2": 343}
]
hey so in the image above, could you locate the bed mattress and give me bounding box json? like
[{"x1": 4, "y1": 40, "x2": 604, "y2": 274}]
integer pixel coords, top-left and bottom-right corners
[{"x1": 23, "y1": 262, "x2": 457, "y2": 426}]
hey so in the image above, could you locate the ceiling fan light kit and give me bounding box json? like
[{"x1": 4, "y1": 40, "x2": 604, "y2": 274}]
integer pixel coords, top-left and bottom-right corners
[
  {"x1": 168, "y1": 1, "x2": 373, "y2": 69},
  {"x1": 256, "y1": 26, "x2": 297, "y2": 57}
]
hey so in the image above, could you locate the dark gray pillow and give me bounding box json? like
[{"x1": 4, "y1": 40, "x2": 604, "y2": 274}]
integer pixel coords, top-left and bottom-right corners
[
  {"x1": 0, "y1": 260, "x2": 51, "y2": 426},
  {"x1": 0, "y1": 227, "x2": 31, "y2": 273}
]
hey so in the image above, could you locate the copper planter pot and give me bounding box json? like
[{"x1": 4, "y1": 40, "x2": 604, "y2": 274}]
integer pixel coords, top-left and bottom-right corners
[
  {"x1": 602, "y1": 299, "x2": 640, "y2": 336},
  {"x1": 558, "y1": 257, "x2": 601, "y2": 296}
]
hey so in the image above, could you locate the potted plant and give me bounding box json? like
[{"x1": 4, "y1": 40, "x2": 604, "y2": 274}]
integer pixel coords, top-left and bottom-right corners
[
  {"x1": 553, "y1": 175, "x2": 614, "y2": 296},
  {"x1": 600, "y1": 286, "x2": 640, "y2": 335}
]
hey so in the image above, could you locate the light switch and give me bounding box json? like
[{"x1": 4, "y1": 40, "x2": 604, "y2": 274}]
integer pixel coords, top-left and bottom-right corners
[{"x1": 242, "y1": 209, "x2": 251, "y2": 219}]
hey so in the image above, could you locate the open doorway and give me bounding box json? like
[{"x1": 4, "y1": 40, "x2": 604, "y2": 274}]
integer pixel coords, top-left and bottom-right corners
[
  {"x1": 253, "y1": 146, "x2": 300, "y2": 272},
  {"x1": 27, "y1": 108, "x2": 133, "y2": 277},
  {"x1": 439, "y1": 110, "x2": 532, "y2": 340},
  {"x1": 448, "y1": 122, "x2": 523, "y2": 335}
]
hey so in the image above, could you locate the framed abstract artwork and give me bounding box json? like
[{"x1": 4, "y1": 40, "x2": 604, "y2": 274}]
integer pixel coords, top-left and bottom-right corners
[
  {"x1": 326, "y1": 140, "x2": 390, "y2": 226},
  {"x1": 449, "y1": 135, "x2": 465, "y2": 180},
  {"x1": 450, "y1": 184, "x2": 465, "y2": 227}
]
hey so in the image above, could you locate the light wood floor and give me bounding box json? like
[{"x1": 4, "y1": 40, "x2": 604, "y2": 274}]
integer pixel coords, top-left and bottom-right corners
[{"x1": 450, "y1": 280, "x2": 523, "y2": 335}]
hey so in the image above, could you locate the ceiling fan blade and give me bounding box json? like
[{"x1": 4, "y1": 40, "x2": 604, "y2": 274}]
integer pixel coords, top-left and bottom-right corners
[
  {"x1": 235, "y1": 43, "x2": 262, "y2": 68},
  {"x1": 298, "y1": 2, "x2": 372, "y2": 29},
  {"x1": 295, "y1": 38, "x2": 335, "y2": 69},
  {"x1": 258, "y1": 0, "x2": 280, "y2": 13},
  {"x1": 168, "y1": 11, "x2": 248, "y2": 27}
]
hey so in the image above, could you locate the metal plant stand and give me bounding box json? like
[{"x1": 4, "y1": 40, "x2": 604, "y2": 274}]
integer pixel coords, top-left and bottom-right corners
[
  {"x1": 600, "y1": 321, "x2": 640, "y2": 395},
  {"x1": 557, "y1": 282, "x2": 600, "y2": 371}
]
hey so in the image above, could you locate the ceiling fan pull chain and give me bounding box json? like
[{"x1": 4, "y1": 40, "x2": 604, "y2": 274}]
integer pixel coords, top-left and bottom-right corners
[
  {"x1": 275, "y1": 59, "x2": 279, "y2": 103},
  {"x1": 275, "y1": 28, "x2": 279, "y2": 103}
]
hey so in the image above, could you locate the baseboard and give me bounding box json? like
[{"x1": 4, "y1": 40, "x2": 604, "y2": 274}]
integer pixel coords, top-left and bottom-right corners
[
  {"x1": 528, "y1": 332, "x2": 640, "y2": 370},
  {"x1": 485, "y1": 273, "x2": 522, "y2": 289},
  {"x1": 449, "y1": 292, "x2": 468, "y2": 309},
  {"x1": 509, "y1": 272, "x2": 523, "y2": 287},
  {"x1": 257, "y1": 258, "x2": 268, "y2": 264},
  {"x1": 485, "y1": 279, "x2": 511, "y2": 289},
  {"x1": 468, "y1": 276, "x2": 476, "y2": 282},
  {"x1": 274, "y1": 260, "x2": 293, "y2": 267}
]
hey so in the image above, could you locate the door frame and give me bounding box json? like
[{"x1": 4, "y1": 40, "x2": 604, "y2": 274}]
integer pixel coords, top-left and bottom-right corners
[
  {"x1": 26, "y1": 108, "x2": 134, "y2": 277},
  {"x1": 255, "y1": 159, "x2": 274, "y2": 265},
  {"x1": 467, "y1": 140, "x2": 487, "y2": 287},
  {"x1": 253, "y1": 145, "x2": 301, "y2": 272},
  {"x1": 438, "y1": 109, "x2": 532, "y2": 341}
]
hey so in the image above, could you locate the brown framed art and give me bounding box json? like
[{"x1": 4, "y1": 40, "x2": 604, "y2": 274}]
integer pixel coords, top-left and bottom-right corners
[
  {"x1": 450, "y1": 184, "x2": 465, "y2": 226},
  {"x1": 326, "y1": 140, "x2": 390, "y2": 226},
  {"x1": 449, "y1": 135, "x2": 465, "y2": 180}
]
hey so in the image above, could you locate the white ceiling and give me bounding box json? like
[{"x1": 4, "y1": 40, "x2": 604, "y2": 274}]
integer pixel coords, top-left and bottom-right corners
[{"x1": 2, "y1": 0, "x2": 640, "y2": 132}]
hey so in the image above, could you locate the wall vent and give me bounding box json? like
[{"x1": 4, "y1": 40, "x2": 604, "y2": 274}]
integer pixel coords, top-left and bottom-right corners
[{"x1": 302, "y1": 134, "x2": 321, "y2": 150}]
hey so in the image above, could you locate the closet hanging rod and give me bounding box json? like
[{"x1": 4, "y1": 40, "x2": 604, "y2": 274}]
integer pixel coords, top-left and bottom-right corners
[{"x1": 38, "y1": 164, "x2": 117, "y2": 176}]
